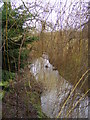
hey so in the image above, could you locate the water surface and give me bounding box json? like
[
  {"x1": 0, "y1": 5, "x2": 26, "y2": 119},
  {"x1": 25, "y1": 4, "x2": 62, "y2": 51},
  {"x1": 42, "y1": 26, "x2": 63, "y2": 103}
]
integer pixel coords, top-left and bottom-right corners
[{"x1": 30, "y1": 54, "x2": 88, "y2": 118}]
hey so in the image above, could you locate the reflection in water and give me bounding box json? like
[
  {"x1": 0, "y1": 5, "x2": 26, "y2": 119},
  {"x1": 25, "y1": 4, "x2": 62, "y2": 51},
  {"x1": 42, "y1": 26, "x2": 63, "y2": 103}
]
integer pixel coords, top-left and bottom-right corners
[{"x1": 30, "y1": 54, "x2": 88, "y2": 118}]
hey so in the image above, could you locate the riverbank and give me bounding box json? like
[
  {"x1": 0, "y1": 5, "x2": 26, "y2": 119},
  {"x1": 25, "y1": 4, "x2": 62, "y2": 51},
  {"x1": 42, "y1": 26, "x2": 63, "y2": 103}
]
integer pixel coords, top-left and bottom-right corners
[
  {"x1": 2, "y1": 43, "x2": 47, "y2": 118},
  {"x1": 2, "y1": 38, "x2": 88, "y2": 118}
]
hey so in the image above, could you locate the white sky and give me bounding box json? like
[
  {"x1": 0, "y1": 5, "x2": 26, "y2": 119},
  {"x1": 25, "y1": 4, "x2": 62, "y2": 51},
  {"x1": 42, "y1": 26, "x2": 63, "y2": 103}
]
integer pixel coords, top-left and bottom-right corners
[{"x1": 1, "y1": 0, "x2": 89, "y2": 31}]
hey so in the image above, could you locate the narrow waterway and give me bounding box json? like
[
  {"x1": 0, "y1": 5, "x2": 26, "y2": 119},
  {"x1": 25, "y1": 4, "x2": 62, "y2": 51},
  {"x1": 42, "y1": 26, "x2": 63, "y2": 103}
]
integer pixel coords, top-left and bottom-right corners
[{"x1": 30, "y1": 53, "x2": 88, "y2": 118}]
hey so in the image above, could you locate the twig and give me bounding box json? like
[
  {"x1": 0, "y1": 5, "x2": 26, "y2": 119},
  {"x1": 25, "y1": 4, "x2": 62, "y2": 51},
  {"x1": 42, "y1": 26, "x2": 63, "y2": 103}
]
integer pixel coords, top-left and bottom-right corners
[{"x1": 56, "y1": 69, "x2": 90, "y2": 118}]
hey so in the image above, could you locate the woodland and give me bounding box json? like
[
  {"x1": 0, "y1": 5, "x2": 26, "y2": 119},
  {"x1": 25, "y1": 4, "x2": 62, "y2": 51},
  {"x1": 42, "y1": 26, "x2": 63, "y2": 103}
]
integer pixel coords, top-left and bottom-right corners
[{"x1": 0, "y1": 0, "x2": 90, "y2": 118}]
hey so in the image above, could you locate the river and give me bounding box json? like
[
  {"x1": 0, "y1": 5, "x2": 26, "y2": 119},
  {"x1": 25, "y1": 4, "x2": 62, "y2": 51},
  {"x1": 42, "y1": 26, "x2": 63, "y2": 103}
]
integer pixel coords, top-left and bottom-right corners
[{"x1": 30, "y1": 53, "x2": 89, "y2": 118}]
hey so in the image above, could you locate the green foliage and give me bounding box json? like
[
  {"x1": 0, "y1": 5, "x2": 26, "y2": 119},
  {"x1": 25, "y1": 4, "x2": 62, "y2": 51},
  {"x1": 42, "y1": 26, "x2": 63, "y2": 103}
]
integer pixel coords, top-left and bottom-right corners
[
  {"x1": 2, "y1": 2, "x2": 38, "y2": 73},
  {"x1": 24, "y1": 36, "x2": 39, "y2": 46},
  {"x1": 0, "y1": 81, "x2": 10, "y2": 92},
  {"x1": 8, "y1": 48, "x2": 30, "y2": 70},
  {"x1": 2, "y1": 2, "x2": 33, "y2": 38},
  {"x1": 2, "y1": 70, "x2": 15, "y2": 81},
  {"x1": 1, "y1": 70, "x2": 14, "y2": 95},
  {"x1": 0, "y1": 81, "x2": 9, "y2": 87},
  {"x1": 20, "y1": 49, "x2": 30, "y2": 68},
  {"x1": 2, "y1": 3, "x2": 27, "y2": 34},
  {"x1": 0, "y1": 90, "x2": 6, "y2": 100}
]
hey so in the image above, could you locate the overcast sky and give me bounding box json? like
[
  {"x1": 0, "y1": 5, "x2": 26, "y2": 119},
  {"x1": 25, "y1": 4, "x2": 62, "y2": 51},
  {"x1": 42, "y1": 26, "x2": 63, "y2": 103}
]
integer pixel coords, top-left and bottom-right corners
[{"x1": 1, "y1": 0, "x2": 89, "y2": 31}]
